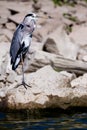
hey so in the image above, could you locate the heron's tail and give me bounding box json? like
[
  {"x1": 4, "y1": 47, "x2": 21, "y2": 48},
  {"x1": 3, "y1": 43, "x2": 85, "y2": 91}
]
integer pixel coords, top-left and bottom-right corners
[{"x1": 12, "y1": 57, "x2": 20, "y2": 70}]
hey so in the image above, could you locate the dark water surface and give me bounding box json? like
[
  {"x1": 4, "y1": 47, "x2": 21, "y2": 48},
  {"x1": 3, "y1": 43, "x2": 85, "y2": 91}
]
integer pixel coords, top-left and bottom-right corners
[{"x1": 0, "y1": 109, "x2": 87, "y2": 130}]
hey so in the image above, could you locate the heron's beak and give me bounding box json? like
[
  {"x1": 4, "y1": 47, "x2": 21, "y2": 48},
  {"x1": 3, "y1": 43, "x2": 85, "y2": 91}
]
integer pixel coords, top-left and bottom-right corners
[{"x1": 36, "y1": 15, "x2": 53, "y2": 19}]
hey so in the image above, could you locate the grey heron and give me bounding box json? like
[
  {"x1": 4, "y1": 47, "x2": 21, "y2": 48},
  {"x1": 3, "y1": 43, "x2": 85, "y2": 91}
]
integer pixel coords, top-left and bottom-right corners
[{"x1": 10, "y1": 13, "x2": 37, "y2": 89}]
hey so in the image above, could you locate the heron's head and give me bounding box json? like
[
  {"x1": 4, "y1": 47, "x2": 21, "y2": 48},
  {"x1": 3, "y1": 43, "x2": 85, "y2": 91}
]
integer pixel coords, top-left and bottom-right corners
[
  {"x1": 22, "y1": 13, "x2": 37, "y2": 32},
  {"x1": 25, "y1": 13, "x2": 37, "y2": 21}
]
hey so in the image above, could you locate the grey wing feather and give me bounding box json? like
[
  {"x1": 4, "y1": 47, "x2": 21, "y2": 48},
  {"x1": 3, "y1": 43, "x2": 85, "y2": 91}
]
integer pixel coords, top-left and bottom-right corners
[{"x1": 10, "y1": 24, "x2": 23, "y2": 64}]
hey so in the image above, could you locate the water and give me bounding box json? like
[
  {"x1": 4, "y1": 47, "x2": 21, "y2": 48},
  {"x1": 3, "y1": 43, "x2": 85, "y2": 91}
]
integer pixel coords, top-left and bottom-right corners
[{"x1": 0, "y1": 109, "x2": 87, "y2": 130}]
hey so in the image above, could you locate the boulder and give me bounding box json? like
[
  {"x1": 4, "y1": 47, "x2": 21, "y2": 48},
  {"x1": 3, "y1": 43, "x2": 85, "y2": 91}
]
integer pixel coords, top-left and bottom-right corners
[
  {"x1": 44, "y1": 26, "x2": 79, "y2": 60},
  {"x1": 0, "y1": 17, "x2": 7, "y2": 25},
  {"x1": 0, "y1": 35, "x2": 9, "y2": 42},
  {"x1": 69, "y1": 26, "x2": 87, "y2": 46},
  {"x1": 1, "y1": 29, "x2": 13, "y2": 41},
  {"x1": 0, "y1": 65, "x2": 76, "y2": 110},
  {"x1": 1, "y1": 65, "x2": 87, "y2": 110},
  {"x1": 71, "y1": 74, "x2": 87, "y2": 107},
  {"x1": 0, "y1": 42, "x2": 10, "y2": 69},
  {"x1": 8, "y1": 12, "x2": 28, "y2": 24},
  {"x1": 6, "y1": 2, "x2": 32, "y2": 13},
  {"x1": 0, "y1": 7, "x2": 11, "y2": 19},
  {"x1": 5, "y1": 22, "x2": 16, "y2": 31},
  {"x1": 33, "y1": 11, "x2": 60, "y2": 42},
  {"x1": 24, "y1": 50, "x2": 87, "y2": 74},
  {"x1": 71, "y1": 73, "x2": 87, "y2": 89}
]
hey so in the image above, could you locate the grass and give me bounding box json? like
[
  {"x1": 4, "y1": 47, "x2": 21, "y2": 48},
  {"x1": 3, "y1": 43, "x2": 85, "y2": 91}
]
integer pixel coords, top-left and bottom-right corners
[
  {"x1": 63, "y1": 13, "x2": 79, "y2": 22},
  {"x1": 64, "y1": 24, "x2": 73, "y2": 34},
  {"x1": 52, "y1": 0, "x2": 77, "y2": 6}
]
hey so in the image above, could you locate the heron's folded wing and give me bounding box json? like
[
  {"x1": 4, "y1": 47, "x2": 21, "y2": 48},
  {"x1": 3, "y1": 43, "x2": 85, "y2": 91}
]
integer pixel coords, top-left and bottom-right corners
[{"x1": 10, "y1": 25, "x2": 23, "y2": 64}]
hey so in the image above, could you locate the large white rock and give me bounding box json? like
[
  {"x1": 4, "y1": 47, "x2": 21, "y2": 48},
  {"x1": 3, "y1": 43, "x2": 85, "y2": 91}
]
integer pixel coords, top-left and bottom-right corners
[
  {"x1": 71, "y1": 74, "x2": 87, "y2": 105},
  {"x1": 69, "y1": 26, "x2": 87, "y2": 46},
  {"x1": 44, "y1": 26, "x2": 79, "y2": 60},
  {"x1": 0, "y1": 42, "x2": 10, "y2": 70},
  {"x1": 0, "y1": 65, "x2": 76, "y2": 110}
]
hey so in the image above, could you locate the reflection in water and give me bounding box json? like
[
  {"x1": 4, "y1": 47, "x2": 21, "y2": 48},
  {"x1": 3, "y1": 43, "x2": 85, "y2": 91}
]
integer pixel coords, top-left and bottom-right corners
[{"x1": 0, "y1": 110, "x2": 87, "y2": 130}]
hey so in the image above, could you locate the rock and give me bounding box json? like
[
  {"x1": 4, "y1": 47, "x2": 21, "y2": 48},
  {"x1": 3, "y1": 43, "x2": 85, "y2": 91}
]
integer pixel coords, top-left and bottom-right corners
[
  {"x1": 5, "y1": 22, "x2": 16, "y2": 30},
  {"x1": 6, "y1": 2, "x2": 32, "y2": 13},
  {"x1": 74, "y1": 5, "x2": 87, "y2": 22},
  {"x1": 0, "y1": 17, "x2": 7, "y2": 25},
  {"x1": 69, "y1": 26, "x2": 87, "y2": 46},
  {"x1": 0, "y1": 75, "x2": 6, "y2": 82},
  {"x1": 77, "y1": 48, "x2": 87, "y2": 60},
  {"x1": 71, "y1": 74, "x2": 87, "y2": 104},
  {"x1": 0, "y1": 7, "x2": 11, "y2": 18},
  {"x1": 71, "y1": 73, "x2": 87, "y2": 89},
  {"x1": 0, "y1": 42, "x2": 10, "y2": 70},
  {"x1": 8, "y1": 12, "x2": 27, "y2": 24},
  {"x1": 24, "y1": 50, "x2": 52, "y2": 72},
  {"x1": 32, "y1": 2, "x2": 41, "y2": 11},
  {"x1": 0, "y1": 35, "x2": 9, "y2": 42},
  {"x1": 0, "y1": 65, "x2": 87, "y2": 110},
  {"x1": 29, "y1": 41, "x2": 44, "y2": 52},
  {"x1": 82, "y1": 55, "x2": 87, "y2": 62},
  {"x1": 0, "y1": 82, "x2": 5, "y2": 88},
  {"x1": 8, "y1": 2, "x2": 32, "y2": 24},
  {"x1": 60, "y1": 71, "x2": 76, "y2": 80},
  {"x1": 44, "y1": 26, "x2": 79, "y2": 60},
  {"x1": 34, "y1": 18, "x2": 60, "y2": 42},
  {"x1": 7, "y1": 71, "x2": 17, "y2": 83},
  {"x1": 0, "y1": 24, "x2": 3, "y2": 28},
  {"x1": 24, "y1": 50, "x2": 87, "y2": 74},
  {"x1": 0, "y1": 65, "x2": 75, "y2": 110},
  {"x1": 2, "y1": 29, "x2": 13, "y2": 41},
  {"x1": 0, "y1": 56, "x2": 9, "y2": 75},
  {"x1": 0, "y1": 75, "x2": 6, "y2": 88}
]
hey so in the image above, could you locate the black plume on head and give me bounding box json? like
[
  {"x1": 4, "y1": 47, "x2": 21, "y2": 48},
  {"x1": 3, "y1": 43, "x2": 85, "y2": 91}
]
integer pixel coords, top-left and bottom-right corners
[{"x1": 25, "y1": 13, "x2": 33, "y2": 18}]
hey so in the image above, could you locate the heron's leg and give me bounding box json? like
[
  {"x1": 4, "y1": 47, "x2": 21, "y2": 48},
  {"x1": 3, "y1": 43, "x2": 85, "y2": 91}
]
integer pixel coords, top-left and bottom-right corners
[
  {"x1": 15, "y1": 55, "x2": 31, "y2": 89},
  {"x1": 21, "y1": 56, "x2": 31, "y2": 89},
  {"x1": 21, "y1": 58, "x2": 31, "y2": 89}
]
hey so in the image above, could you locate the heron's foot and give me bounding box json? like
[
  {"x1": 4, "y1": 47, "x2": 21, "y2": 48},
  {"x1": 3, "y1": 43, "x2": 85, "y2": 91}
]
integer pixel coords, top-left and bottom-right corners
[{"x1": 15, "y1": 81, "x2": 31, "y2": 89}]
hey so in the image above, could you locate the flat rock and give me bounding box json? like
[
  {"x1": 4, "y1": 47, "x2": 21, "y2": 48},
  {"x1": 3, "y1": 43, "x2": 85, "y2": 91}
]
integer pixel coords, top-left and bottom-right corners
[
  {"x1": 75, "y1": 5, "x2": 87, "y2": 22},
  {"x1": 6, "y1": 22, "x2": 16, "y2": 30},
  {"x1": 0, "y1": 7, "x2": 11, "y2": 18},
  {"x1": 34, "y1": 12, "x2": 60, "y2": 41},
  {"x1": 0, "y1": 35, "x2": 9, "y2": 42},
  {"x1": 0, "y1": 65, "x2": 75, "y2": 110},
  {"x1": 44, "y1": 25, "x2": 79, "y2": 60},
  {"x1": 8, "y1": 12, "x2": 27, "y2": 24},
  {"x1": 29, "y1": 41, "x2": 44, "y2": 52},
  {"x1": 71, "y1": 74, "x2": 87, "y2": 101},
  {"x1": 69, "y1": 26, "x2": 87, "y2": 46},
  {"x1": 7, "y1": 71, "x2": 17, "y2": 84},
  {"x1": 82, "y1": 55, "x2": 87, "y2": 62},
  {"x1": 71, "y1": 73, "x2": 87, "y2": 89},
  {"x1": 0, "y1": 42, "x2": 10, "y2": 69},
  {"x1": 0, "y1": 65, "x2": 87, "y2": 110},
  {"x1": 1, "y1": 29, "x2": 13, "y2": 41},
  {"x1": 0, "y1": 17, "x2": 7, "y2": 25},
  {"x1": 0, "y1": 1, "x2": 32, "y2": 13}
]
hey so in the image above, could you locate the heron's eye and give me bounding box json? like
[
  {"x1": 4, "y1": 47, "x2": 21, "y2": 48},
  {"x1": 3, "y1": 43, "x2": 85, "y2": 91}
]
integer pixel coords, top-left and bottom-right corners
[{"x1": 26, "y1": 25, "x2": 30, "y2": 28}]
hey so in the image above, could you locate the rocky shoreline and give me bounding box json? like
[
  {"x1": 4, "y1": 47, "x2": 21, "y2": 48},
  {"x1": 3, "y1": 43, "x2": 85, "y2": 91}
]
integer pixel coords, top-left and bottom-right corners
[{"x1": 1, "y1": 0, "x2": 87, "y2": 111}]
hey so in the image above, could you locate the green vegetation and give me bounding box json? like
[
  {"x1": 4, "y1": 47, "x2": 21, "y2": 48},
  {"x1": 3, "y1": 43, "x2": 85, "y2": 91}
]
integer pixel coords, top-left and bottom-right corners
[
  {"x1": 64, "y1": 24, "x2": 73, "y2": 34},
  {"x1": 52, "y1": 0, "x2": 87, "y2": 6},
  {"x1": 52, "y1": 0, "x2": 77, "y2": 6},
  {"x1": 63, "y1": 13, "x2": 78, "y2": 22},
  {"x1": 85, "y1": 0, "x2": 87, "y2": 2}
]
